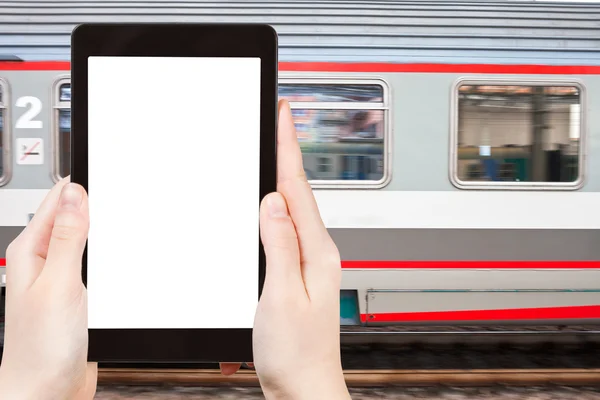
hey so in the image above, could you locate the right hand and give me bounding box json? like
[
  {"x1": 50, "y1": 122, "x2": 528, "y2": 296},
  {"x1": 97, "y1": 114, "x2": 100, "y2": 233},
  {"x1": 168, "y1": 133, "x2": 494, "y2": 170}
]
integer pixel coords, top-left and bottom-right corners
[{"x1": 223, "y1": 99, "x2": 350, "y2": 399}]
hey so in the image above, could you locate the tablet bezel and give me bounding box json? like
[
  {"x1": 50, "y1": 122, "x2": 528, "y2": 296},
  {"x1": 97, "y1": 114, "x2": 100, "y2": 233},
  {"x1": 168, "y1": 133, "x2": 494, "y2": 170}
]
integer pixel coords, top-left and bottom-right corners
[{"x1": 71, "y1": 23, "x2": 277, "y2": 363}]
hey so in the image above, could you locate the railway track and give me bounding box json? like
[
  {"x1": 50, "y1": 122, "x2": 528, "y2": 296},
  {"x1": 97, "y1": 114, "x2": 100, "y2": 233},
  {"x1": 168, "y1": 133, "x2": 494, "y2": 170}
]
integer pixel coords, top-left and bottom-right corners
[
  {"x1": 96, "y1": 327, "x2": 600, "y2": 389},
  {"x1": 97, "y1": 368, "x2": 600, "y2": 387}
]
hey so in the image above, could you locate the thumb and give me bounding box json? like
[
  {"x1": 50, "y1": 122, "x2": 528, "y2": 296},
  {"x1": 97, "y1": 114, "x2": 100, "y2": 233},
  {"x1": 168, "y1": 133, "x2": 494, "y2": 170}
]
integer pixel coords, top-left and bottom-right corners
[
  {"x1": 259, "y1": 192, "x2": 305, "y2": 295},
  {"x1": 43, "y1": 183, "x2": 89, "y2": 284},
  {"x1": 83, "y1": 362, "x2": 99, "y2": 398}
]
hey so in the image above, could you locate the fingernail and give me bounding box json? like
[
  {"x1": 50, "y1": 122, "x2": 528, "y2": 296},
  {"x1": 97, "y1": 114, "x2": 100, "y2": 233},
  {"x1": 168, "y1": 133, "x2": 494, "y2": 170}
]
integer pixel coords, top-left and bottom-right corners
[
  {"x1": 60, "y1": 183, "x2": 83, "y2": 210},
  {"x1": 267, "y1": 193, "x2": 289, "y2": 218}
]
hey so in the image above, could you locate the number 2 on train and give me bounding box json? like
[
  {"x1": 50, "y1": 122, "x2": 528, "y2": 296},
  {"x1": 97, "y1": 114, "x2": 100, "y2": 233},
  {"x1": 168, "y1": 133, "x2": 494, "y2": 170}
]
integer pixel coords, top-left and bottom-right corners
[{"x1": 15, "y1": 96, "x2": 43, "y2": 129}]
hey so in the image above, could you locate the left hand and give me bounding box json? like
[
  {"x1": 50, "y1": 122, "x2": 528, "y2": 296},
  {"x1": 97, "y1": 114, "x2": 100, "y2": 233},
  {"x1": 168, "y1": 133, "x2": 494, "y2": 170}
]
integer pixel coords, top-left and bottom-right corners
[
  {"x1": 0, "y1": 177, "x2": 97, "y2": 399},
  {"x1": 0, "y1": 175, "x2": 248, "y2": 395}
]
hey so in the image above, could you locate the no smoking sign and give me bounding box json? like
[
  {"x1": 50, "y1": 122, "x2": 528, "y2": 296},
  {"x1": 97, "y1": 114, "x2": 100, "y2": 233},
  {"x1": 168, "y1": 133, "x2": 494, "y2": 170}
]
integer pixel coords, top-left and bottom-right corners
[{"x1": 17, "y1": 138, "x2": 44, "y2": 165}]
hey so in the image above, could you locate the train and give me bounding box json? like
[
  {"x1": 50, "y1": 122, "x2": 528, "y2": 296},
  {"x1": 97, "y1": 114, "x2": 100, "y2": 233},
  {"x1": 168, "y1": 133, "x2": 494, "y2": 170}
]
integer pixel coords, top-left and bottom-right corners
[{"x1": 0, "y1": 0, "x2": 599, "y2": 328}]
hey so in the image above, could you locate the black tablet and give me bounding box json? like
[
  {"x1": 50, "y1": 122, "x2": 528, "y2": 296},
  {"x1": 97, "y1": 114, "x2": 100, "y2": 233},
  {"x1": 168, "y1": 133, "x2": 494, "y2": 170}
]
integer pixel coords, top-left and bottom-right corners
[{"x1": 71, "y1": 23, "x2": 277, "y2": 363}]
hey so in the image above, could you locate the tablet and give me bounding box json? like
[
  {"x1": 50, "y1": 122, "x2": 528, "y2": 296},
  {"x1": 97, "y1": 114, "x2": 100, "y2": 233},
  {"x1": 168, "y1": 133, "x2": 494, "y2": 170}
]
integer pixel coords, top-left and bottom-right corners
[{"x1": 71, "y1": 23, "x2": 277, "y2": 362}]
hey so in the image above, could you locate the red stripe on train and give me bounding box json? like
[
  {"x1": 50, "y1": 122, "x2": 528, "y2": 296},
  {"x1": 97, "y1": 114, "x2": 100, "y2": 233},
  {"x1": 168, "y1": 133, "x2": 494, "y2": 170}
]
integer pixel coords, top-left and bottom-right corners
[
  {"x1": 281, "y1": 62, "x2": 600, "y2": 74},
  {"x1": 0, "y1": 259, "x2": 599, "y2": 269},
  {"x1": 342, "y1": 261, "x2": 600, "y2": 269},
  {"x1": 0, "y1": 61, "x2": 71, "y2": 71},
  {"x1": 0, "y1": 61, "x2": 600, "y2": 74},
  {"x1": 360, "y1": 305, "x2": 600, "y2": 323}
]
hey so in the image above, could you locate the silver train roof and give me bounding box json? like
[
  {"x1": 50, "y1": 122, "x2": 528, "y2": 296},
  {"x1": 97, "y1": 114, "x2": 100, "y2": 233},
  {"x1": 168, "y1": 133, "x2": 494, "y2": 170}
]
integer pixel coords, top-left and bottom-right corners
[{"x1": 0, "y1": 0, "x2": 599, "y2": 65}]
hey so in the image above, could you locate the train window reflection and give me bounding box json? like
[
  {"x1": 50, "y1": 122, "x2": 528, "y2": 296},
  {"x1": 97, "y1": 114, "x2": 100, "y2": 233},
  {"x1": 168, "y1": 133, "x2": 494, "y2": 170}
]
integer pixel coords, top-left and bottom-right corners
[
  {"x1": 279, "y1": 80, "x2": 389, "y2": 186},
  {"x1": 53, "y1": 80, "x2": 70, "y2": 181},
  {"x1": 0, "y1": 80, "x2": 8, "y2": 186},
  {"x1": 454, "y1": 82, "x2": 583, "y2": 188},
  {"x1": 59, "y1": 84, "x2": 71, "y2": 102}
]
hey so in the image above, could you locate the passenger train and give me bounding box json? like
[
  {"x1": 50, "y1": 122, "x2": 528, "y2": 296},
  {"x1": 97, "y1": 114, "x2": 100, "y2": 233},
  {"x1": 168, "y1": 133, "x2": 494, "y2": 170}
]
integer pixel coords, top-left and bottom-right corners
[{"x1": 1, "y1": 0, "x2": 600, "y2": 327}]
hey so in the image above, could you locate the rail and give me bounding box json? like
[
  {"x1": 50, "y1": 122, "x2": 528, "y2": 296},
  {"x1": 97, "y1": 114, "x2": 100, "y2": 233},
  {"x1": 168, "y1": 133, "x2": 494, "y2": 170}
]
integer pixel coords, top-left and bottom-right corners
[{"x1": 98, "y1": 368, "x2": 600, "y2": 387}]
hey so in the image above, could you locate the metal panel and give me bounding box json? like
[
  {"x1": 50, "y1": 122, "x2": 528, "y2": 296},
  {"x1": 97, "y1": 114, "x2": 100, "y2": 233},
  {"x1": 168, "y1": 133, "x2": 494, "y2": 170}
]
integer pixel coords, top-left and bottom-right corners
[
  {"x1": 341, "y1": 269, "x2": 600, "y2": 291},
  {"x1": 364, "y1": 288, "x2": 600, "y2": 323},
  {"x1": 0, "y1": 0, "x2": 598, "y2": 64}
]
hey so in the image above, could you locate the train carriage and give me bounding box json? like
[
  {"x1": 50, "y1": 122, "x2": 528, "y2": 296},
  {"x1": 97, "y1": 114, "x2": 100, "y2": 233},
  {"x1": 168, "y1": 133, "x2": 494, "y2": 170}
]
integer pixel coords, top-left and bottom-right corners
[{"x1": 0, "y1": 0, "x2": 600, "y2": 328}]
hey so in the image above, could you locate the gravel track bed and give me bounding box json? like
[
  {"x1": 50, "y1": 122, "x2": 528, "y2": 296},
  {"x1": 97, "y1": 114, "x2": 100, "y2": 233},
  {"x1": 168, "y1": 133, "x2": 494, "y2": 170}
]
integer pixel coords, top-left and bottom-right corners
[{"x1": 95, "y1": 385, "x2": 600, "y2": 399}]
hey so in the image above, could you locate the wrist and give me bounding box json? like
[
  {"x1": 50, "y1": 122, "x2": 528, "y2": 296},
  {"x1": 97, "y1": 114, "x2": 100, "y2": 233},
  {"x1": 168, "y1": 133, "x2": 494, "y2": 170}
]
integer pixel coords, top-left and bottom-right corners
[
  {"x1": 262, "y1": 368, "x2": 351, "y2": 400},
  {"x1": 0, "y1": 368, "x2": 33, "y2": 399},
  {"x1": 0, "y1": 366, "x2": 63, "y2": 400}
]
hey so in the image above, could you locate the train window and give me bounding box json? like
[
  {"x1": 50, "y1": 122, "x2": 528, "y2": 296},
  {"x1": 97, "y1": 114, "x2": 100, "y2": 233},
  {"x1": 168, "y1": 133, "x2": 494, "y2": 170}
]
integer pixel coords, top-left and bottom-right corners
[
  {"x1": 452, "y1": 81, "x2": 584, "y2": 189},
  {"x1": 53, "y1": 79, "x2": 70, "y2": 181},
  {"x1": 279, "y1": 80, "x2": 390, "y2": 187},
  {"x1": 0, "y1": 79, "x2": 8, "y2": 186}
]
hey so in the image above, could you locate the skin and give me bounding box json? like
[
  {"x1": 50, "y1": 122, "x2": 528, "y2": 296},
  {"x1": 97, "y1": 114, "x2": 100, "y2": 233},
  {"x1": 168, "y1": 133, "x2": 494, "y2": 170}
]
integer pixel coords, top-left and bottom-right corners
[
  {"x1": 0, "y1": 99, "x2": 350, "y2": 399},
  {"x1": 223, "y1": 100, "x2": 351, "y2": 399},
  {"x1": 0, "y1": 178, "x2": 97, "y2": 399}
]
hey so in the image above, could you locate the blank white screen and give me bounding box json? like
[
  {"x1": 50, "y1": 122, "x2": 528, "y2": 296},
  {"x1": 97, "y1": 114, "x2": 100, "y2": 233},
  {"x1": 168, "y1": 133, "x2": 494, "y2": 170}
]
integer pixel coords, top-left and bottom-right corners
[{"x1": 87, "y1": 56, "x2": 261, "y2": 329}]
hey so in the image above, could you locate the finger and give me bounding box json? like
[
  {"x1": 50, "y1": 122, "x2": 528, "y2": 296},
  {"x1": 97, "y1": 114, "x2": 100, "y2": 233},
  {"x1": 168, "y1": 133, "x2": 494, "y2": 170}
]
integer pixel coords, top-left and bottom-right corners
[
  {"x1": 259, "y1": 192, "x2": 305, "y2": 296},
  {"x1": 219, "y1": 362, "x2": 242, "y2": 376},
  {"x1": 276, "y1": 100, "x2": 331, "y2": 251},
  {"x1": 83, "y1": 362, "x2": 98, "y2": 398},
  {"x1": 275, "y1": 100, "x2": 337, "y2": 274},
  {"x1": 42, "y1": 183, "x2": 89, "y2": 285},
  {"x1": 25, "y1": 176, "x2": 71, "y2": 256},
  {"x1": 4, "y1": 176, "x2": 70, "y2": 290}
]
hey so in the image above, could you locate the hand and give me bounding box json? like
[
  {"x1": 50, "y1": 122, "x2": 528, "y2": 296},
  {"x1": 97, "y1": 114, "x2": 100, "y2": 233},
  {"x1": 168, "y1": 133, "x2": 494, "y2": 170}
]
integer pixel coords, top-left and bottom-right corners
[
  {"x1": 222, "y1": 100, "x2": 350, "y2": 399},
  {"x1": 0, "y1": 178, "x2": 98, "y2": 399}
]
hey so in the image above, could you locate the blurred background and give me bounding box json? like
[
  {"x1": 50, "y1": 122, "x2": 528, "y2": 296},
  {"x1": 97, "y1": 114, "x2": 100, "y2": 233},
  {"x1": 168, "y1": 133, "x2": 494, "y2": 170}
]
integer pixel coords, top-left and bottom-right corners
[{"x1": 1, "y1": 0, "x2": 600, "y2": 398}]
